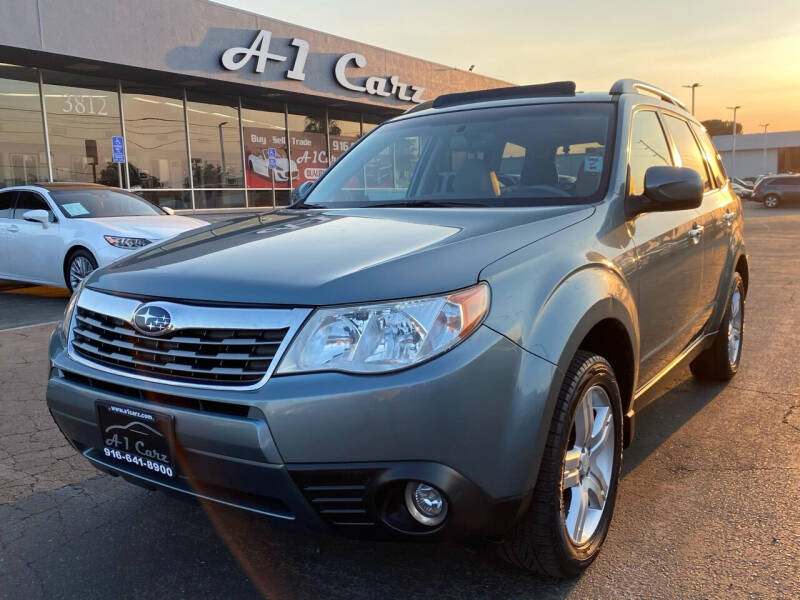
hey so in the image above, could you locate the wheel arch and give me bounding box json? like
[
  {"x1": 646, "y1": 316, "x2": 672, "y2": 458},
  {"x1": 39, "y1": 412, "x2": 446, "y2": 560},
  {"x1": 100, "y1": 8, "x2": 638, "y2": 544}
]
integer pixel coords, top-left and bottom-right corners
[
  {"x1": 735, "y1": 253, "x2": 749, "y2": 297},
  {"x1": 63, "y1": 244, "x2": 96, "y2": 282}
]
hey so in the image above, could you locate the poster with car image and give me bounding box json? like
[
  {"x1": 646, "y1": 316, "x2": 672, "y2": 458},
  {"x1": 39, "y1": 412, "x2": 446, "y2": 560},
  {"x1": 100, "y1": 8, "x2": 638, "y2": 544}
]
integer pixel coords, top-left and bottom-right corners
[
  {"x1": 288, "y1": 130, "x2": 329, "y2": 185},
  {"x1": 244, "y1": 127, "x2": 290, "y2": 188}
]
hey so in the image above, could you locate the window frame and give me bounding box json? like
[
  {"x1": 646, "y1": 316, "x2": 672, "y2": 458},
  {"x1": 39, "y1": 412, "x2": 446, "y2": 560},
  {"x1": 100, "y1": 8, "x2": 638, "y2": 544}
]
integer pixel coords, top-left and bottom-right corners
[
  {"x1": 12, "y1": 190, "x2": 57, "y2": 222},
  {"x1": 626, "y1": 106, "x2": 675, "y2": 197},
  {"x1": 659, "y1": 111, "x2": 715, "y2": 193}
]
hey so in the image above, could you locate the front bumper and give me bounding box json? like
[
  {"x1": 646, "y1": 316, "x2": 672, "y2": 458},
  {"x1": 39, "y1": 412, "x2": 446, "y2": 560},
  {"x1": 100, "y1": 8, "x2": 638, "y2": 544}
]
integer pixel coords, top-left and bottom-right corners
[{"x1": 47, "y1": 323, "x2": 557, "y2": 539}]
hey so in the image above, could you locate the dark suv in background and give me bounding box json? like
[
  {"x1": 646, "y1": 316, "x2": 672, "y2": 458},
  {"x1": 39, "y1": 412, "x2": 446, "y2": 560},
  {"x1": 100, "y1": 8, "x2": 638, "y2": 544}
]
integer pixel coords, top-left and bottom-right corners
[{"x1": 753, "y1": 174, "x2": 800, "y2": 208}]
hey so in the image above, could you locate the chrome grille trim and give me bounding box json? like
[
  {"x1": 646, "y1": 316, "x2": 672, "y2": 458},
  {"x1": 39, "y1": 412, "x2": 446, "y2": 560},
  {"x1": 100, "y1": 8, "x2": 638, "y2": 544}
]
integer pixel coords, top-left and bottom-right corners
[{"x1": 67, "y1": 288, "x2": 312, "y2": 390}]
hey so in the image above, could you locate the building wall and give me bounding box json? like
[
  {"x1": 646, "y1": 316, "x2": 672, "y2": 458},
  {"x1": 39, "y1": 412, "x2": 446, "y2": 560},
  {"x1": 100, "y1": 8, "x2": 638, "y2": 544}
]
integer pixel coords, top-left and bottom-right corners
[
  {"x1": 718, "y1": 149, "x2": 778, "y2": 179},
  {"x1": 0, "y1": 0, "x2": 508, "y2": 110}
]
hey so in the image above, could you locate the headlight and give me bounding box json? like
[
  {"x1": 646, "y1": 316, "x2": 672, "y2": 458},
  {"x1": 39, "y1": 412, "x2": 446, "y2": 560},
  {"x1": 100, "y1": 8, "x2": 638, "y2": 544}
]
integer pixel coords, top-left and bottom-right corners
[
  {"x1": 60, "y1": 277, "x2": 87, "y2": 340},
  {"x1": 277, "y1": 283, "x2": 490, "y2": 375},
  {"x1": 104, "y1": 235, "x2": 151, "y2": 248}
]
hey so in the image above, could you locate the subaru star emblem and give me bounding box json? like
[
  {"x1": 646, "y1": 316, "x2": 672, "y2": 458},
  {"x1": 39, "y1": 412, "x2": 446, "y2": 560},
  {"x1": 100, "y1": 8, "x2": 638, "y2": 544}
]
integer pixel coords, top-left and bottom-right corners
[{"x1": 132, "y1": 305, "x2": 172, "y2": 336}]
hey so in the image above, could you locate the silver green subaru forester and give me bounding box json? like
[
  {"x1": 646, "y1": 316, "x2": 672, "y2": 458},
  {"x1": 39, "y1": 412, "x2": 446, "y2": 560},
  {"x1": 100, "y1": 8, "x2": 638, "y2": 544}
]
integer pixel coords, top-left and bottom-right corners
[{"x1": 47, "y1": 79, "x2": 747, "y2": 577}]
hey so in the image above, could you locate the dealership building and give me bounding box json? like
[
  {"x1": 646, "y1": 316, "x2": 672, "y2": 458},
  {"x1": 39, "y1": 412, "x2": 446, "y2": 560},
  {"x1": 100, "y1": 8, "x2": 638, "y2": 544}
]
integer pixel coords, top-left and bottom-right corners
[
  {"x1": 0, "y1": 0, "x2": 506, "y2": 211},
  {"x1": 712, "y1": 130, "x2": 800, "y2": 179}
]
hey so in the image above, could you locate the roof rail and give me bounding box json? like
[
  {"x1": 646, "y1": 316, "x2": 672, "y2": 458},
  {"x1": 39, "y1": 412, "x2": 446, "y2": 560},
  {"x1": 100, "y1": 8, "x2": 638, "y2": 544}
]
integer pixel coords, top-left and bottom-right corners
[
  {"x1": 404, "y1": 100, "x2": 434, "y2": 114},
  {"x1": 609, "y1": 79, "x2": 687, "y2": 110},
  {"x1": 431, "y1": 81, "x2": 576, "y2": 110}
]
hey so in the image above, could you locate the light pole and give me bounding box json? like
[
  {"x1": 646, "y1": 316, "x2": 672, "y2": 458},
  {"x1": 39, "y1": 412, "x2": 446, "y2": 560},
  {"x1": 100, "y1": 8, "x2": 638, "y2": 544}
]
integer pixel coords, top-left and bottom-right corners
[
  {"x1": 726, "y1": 105, "x2": 741, "y2": 177},
  {"x1": 682, "y1": 83, "x2": 701, "y2": 115},
  {"x1": 758, "y1": 123, "x2": 769, "y2": 175}
]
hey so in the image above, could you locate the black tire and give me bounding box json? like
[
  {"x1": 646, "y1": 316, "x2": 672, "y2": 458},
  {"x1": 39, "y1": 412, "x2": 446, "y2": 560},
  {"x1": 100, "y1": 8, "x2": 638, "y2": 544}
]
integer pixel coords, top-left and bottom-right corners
[
  {"x1": 65, "y1": 249, "x2": 98, "y2": 292},
  {"x1": 690, "y1": 272, "x2": 744, "y2": 381},
  {"x1": 499, "y1": 350, "x2": 623, "y2": 577},
  {"x1": 763, "y1": 194, "x2": 780, "y2": 208}
]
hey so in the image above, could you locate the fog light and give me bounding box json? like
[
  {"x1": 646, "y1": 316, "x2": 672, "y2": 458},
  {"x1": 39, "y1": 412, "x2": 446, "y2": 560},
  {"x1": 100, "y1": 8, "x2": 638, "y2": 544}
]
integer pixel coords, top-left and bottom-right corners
[{"x1": 404, "y1": 481, "x2": 448, "y2": 526}]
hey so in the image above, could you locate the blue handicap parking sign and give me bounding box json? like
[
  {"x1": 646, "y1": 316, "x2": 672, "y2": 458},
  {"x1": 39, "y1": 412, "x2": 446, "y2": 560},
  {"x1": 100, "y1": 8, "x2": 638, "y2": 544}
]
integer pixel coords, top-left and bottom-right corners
[
  {"x1": 111, "y1": 136, "x2": 125, "y2": 163},
  {"x1": 267, "y1": 147, "x2": 276, "y2": 158}
]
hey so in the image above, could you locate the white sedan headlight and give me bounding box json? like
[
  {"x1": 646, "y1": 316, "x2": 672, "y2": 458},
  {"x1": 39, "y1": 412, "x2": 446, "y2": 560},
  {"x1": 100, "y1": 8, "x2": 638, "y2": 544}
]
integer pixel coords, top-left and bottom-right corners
[
  {"x1": 104, "y1": 235, "x2": 151, "y2": 249},
  {"x1": 277, "y1": 283, "x2": 490, "y2": 375}
]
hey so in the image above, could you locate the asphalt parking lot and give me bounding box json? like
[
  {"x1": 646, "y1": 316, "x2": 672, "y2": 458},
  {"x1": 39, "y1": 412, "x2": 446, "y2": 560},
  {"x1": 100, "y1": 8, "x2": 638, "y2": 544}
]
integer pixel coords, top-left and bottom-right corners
[{"x1": 1, "y1": 202, "x2": 798, "y2": 599}]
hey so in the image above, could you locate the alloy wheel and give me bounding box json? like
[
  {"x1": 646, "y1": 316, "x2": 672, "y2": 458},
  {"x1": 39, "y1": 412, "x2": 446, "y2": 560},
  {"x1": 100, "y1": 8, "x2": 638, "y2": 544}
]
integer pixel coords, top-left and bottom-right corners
[
  {"x1": 727, "y1": 287, "x2": 743, "y2": 366},
  {"x1": 69, "y1": 256, "x2": 94, "y2": 290},
  {"x1": 562, "y1": 385, "x2": 615, "y2": 546},
  {"x1": 764, "y1": 195, "x2": 778, "y2": 208}
]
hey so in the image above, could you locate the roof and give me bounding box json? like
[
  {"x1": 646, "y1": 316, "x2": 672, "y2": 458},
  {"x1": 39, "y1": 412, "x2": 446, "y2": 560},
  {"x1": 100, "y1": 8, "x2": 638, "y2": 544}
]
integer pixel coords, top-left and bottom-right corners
[{"x1": 712, "y1": 130, "x2": 800, "y2": 152}]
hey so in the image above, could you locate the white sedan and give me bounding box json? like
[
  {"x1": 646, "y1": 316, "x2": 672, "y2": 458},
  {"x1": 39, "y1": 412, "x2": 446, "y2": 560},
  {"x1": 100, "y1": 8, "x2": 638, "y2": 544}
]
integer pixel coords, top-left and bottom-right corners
[{"x1": 0, "y1": 183, "x2": 205, "y2": 291}]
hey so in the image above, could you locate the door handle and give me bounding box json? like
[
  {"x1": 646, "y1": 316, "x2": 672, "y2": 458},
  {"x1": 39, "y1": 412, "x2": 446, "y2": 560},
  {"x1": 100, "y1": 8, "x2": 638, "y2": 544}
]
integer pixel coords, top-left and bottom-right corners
[
  {"x1": 7, "y1": 224, "x2": 19, "y2": 233},
  {"x1": 688, "y1": 224, "x2": 704, "y2": 244}
]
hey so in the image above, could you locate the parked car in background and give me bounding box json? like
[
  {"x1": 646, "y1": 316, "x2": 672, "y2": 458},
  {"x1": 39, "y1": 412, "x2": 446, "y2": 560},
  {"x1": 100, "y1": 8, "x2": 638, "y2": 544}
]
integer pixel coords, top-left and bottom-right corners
[
  {"x1": 0, "y1": 183, "x2": 205, "y2": 291},
  {"x1": 753, "y1": 174, "x2": 800, "y2": 208},
  {"x1": 48, "y1": 80, "x2": 748, "y2": 578},
  {"x1": 731, "y1": 178, "x2": 753, "y2": 200}
]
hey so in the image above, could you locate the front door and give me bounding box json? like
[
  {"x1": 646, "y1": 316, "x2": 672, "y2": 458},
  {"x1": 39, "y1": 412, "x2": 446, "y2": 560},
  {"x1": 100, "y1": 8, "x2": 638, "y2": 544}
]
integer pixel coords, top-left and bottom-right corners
[
  {"x1": 0, "y1": 191, "x2": 18, "y2": 278},
  {"x1": 628, "y1": 109, "x2": 705, "y2": 385},
  {"x1": 8, "y1": 191, "x2": 63, "y2": 284}
]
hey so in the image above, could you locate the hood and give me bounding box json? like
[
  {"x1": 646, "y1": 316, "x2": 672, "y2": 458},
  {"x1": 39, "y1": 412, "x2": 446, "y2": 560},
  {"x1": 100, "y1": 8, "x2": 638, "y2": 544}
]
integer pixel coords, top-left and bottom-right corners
[
  {"x1": 87, "y1": 206, "x2": 594, "y2": 306},
  {"x1": 82, "y1": 215, "x2": 205, "y2": 240}
]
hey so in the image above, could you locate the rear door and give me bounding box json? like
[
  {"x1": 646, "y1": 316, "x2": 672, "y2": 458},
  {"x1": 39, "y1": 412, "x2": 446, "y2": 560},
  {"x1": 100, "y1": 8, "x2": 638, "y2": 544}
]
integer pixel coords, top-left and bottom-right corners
[
  {"x1": 663, "y1": 114, "x2": 734, "y2": 323},
  {"x1": 9, "y1": 191, "x2": 63, "y2": 284},
  {"x1": 628, "y1": 109, "x2": 705, "y2": 385},
  {"x1": 0, "y1": 191, "x2": 18, "y2": 277}
]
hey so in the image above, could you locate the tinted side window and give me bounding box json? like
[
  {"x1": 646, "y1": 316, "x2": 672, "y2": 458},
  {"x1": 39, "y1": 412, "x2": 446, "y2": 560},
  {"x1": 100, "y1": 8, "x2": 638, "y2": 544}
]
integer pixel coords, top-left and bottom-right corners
[
  {"x1": 664, "y1": 115, "x2": 712, "y2": 191},
  {"x1": 0, "y1": 191, "x2": 16, "y2": 219},
  {"x1": 775, "y1": 177, "x2": 800, "y2": 185},
  {"x1": 629, "y1": 111, "x2": 672, "y2": 196},
  {"x1": 691, "y1": 123, "x2": 726, "y2": 187},
  {"x1": 14, "y1": 191, "x2": 54, "y2": 221}
]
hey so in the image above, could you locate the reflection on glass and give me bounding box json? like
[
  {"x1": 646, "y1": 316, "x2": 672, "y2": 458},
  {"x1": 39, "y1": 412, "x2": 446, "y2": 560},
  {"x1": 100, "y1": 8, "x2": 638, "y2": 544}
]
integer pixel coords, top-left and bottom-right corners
[
  {"x1": 42, "y1": 71, "x2": 122, "y2": 186},
  {"x1": 122, "y1": 83, "x2": 189, "y2": 190},
  {"x1": 0, "y1": 65, "x2": 48, "y2": 186},
  {"x1": 194, "y1": 189, "x2": 245, "y2": 209},
  {"x1": 187, "y1": 94, "x2": 243, "y2": 189},
  {"x1": 241, "y1": 100, "x2": 288, "y2": 190},
  {"x1": 288, "y1": 107, "x2": 327, "y2": 186},
  {"x1": 328, "y1": 110, "x2": 361, "y2": 164}
]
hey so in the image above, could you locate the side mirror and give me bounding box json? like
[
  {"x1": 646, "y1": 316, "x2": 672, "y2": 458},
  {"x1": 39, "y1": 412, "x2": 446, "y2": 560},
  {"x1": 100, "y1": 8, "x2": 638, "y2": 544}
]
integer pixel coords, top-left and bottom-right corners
[
  {"x1": 23, "y1": 209, "x2": 51, "y2": 226},
  {"x1": 290, "y1": 181, "x2": 314, "y2": 206},
  {"x1": 162, "y1": 206, "x2": 175, "y2": 215},
  {"x1": 627, "y1": 166, "x2": 703, "y2": 217}
]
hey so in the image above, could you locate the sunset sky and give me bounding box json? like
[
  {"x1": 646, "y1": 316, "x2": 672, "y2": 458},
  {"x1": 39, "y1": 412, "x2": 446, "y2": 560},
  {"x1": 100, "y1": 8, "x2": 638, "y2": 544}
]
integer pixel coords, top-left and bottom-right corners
[{"x1": 215, "y1": 0, "x2": 800, "y2": 135}]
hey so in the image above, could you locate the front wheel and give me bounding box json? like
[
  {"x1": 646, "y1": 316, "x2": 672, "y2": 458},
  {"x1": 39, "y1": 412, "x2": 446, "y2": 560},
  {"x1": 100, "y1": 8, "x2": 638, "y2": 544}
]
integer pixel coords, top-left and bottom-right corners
[
  {"x1": 66, "y1": 249, "x2": 97, "y2": 292},
  {"x1": 690, "y1": 272, "x2": 744, "y2": 381},
  {"x1": 499, "y1": 351, "x2": 623, "y2": 577},
  {"x1": 763, "y1": 194, "x2": 780, "y2": 208}
]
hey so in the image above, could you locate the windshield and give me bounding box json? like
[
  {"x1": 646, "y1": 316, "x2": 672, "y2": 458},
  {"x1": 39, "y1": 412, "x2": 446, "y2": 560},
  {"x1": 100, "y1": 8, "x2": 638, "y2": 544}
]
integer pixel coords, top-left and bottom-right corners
[
  {"x1": 303, "y1": 102, "x2": 615, "y2": 208},
  {"x1": 50, "y1": 189, "x2": 165, "y2": 219}
]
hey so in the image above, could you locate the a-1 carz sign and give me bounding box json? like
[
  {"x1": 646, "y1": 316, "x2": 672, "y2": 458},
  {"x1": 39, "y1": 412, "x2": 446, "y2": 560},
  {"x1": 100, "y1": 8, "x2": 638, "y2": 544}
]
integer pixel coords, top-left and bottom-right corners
[{"x1": 221, "y1": 30, "x2": 425, "y2": 104}]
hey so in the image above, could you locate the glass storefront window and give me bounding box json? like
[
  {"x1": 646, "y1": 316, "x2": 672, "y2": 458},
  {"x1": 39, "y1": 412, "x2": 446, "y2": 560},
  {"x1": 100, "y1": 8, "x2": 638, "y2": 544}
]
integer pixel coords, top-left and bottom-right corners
[
  {"x1": 193, "y1": 189, "x2": 245, "y2": 209},
  {"x1": 362, "y1": 114, "x2": 385, "y2": 136},
  {"x1": 186, "y1": 94, "x2": 243, "y2": 195},
  {"x1": 241, "y1": 99, "x2": 289, "y2": 191},
  {"x1": 328, "y1": 110, "x2": 361, "y2": 164},
  {"x1": 42, "y1": 71, "x2": 122, "y2": 186},
  {"x1": 122, "y1": 83, "x2": 189, "y2": 194},
  {"x1": 248, "y1": 189, "x2": 290, "y2": 207},
  {"x1": 0, "y1": 65, "x2": 48, "y2": 186},
  {"x1": 288, "y1": 106, "x2": 328, "y2": 187},
  {"x1": 134, "y1": 190, "x2": 191, "y2": 211}
]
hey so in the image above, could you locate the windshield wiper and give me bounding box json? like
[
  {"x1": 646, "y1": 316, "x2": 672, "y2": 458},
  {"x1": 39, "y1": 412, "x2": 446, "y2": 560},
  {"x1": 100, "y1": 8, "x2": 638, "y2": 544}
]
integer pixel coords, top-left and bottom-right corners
[{"x1": 288, "y1": 202, "x2": 325, "y2": 210}]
